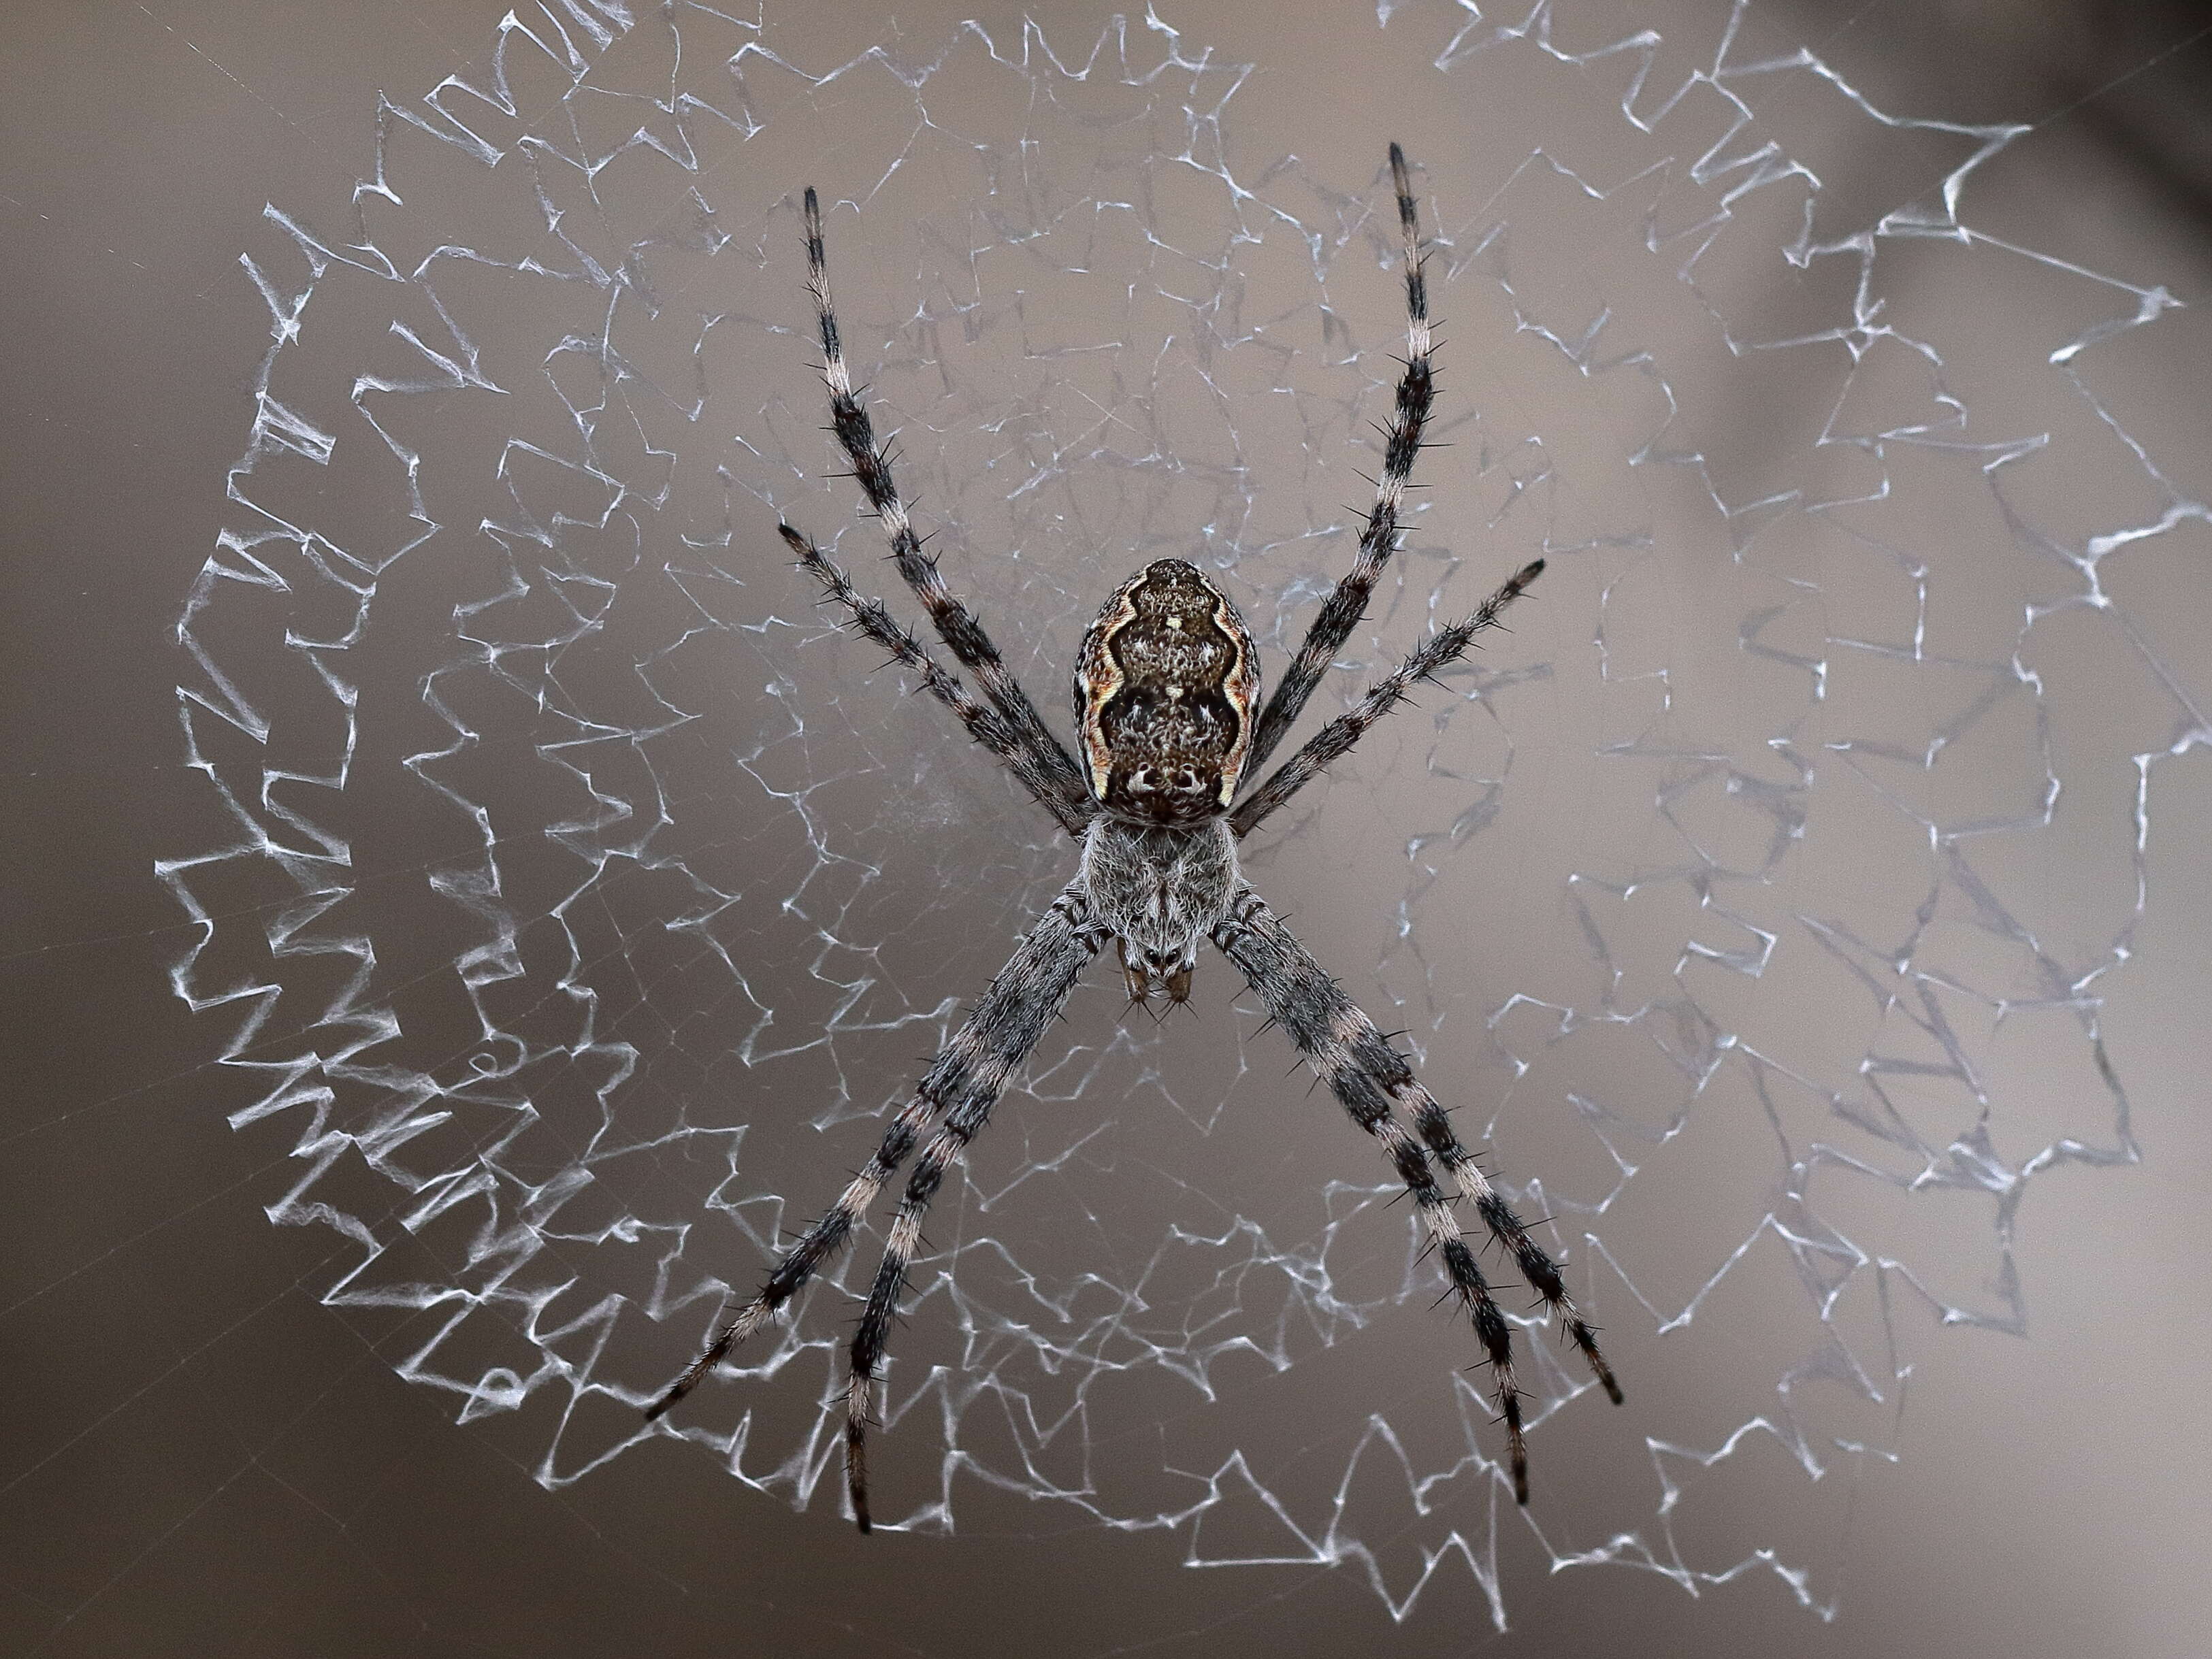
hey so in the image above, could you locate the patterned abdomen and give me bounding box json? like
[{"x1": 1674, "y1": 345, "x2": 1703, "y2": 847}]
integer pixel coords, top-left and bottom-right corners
[{"x1": 1073, "y1": 559, "x2": 1260, "y2": 823}]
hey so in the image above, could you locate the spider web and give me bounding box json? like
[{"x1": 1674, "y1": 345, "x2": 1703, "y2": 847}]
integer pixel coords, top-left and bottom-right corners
[{"x1": 159, "y1": 0, "x2": 2189, "y2": 1628}]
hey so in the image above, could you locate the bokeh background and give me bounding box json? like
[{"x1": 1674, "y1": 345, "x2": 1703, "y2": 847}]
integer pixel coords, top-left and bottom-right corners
[{"x1": 5, "y1": 1, "x2": 2209, "y2": 1655}]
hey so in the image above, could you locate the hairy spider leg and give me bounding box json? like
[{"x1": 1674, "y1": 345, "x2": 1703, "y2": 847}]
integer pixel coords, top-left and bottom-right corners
[
  {"x1": 779, "y1": 525, "x2": 1092, "y2": 836},
  {"x1": 646, "y1": 885, "x2": 1104, "y2": 1436},
  {"x1": 1230, "y1": 557, "x2": 1544, "y2": 837},
  {"x1": 843, "y1": 887, "x2": 1107, "y2": 1530},
  {"x1": 797, "y1": 186, "x2": 1094, "y2": 831},
  {"x1": 1213, "y1": 885, "x2": 1623, "y2": 1501},
  {"x1": 1211, "y1": 887, "x2": 1532, "y2": 1498},
  {"x1": 1216, "y1": 884, "x2": 1620, "y2": 1400},
  {"x1": 1243, "y1": 142, "x2": 1438, "y2": 777}
]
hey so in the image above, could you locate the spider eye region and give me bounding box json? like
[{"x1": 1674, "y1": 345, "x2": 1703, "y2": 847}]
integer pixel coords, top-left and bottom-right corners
[{"x1": 1073, "y1": 559, "x2": 1259, "y2": 823}]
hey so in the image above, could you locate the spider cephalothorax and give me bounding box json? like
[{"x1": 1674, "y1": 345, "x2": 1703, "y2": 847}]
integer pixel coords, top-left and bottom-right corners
[
  {"x1": 1079, "y1": 815, "x2": 1237, "y2": 1004},
  {"x1": 649, "y1": 147, "x2": 1622, "y2": 1532}
]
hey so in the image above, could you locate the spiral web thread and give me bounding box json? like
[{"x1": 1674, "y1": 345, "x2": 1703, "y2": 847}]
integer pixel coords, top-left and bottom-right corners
[{"x1": 161, "y1": 0, "x2": 2188, "y2": 1626}]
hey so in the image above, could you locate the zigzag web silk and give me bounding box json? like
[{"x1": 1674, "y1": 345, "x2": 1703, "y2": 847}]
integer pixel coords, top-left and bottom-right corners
[{"x1": 163, "y1": 0, "x2": 2186, "y2": 1627}]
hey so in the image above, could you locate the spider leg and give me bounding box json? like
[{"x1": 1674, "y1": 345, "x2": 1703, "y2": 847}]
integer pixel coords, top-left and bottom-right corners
[
  {"x1": 1401, "y1": 1084, "x2": 1624, "y2": 1409},
  {"x1": 1211, "y1": 887, "x2": 1535, "y2": 1500},
  {"x1": 1214, "y1": 885, "x2": 1623, "y2": 1500},
  {"x1": 1220, "y1": 886, "x2": 1620, "y2": 1403},
  {"x1": 778, "y1": 525, "x2": 1092, "y2": 837},
  {"x1": 646, "y1": 883, "x2": 1105, "y2": 1429},
  {"x1": 842, "y1": 885, "x2": 1107, "y2": 1531},
  {"x1": 1244, "y1": 143, "x2": 1437, "y2": 777},
  {"x1": 799, "y1": 187, "x2": 1093, "y2": 830},
  {"x1": 1220, "y1": 887, "x2": 1621, "y2": 1399},
  {"x1": 1229, "y1": 557, "x2": 1544, "y2": 838}
]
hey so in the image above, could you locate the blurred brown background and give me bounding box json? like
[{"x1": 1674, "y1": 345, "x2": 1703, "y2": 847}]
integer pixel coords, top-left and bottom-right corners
[{"x1": 5, "y1": 1, "x2": 2209, "y2": 1656}]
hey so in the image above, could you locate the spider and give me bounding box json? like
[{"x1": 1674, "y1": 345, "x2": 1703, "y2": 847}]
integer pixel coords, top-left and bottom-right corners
[{"x1": 647, "y1": 145, "x2": 1623, "y2": 1530}]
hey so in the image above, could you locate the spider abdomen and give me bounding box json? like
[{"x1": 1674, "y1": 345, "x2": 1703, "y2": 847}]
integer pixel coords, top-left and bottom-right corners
[{"x1": 1073, "y1": 559, "x2": 1259, "y2": 823}]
